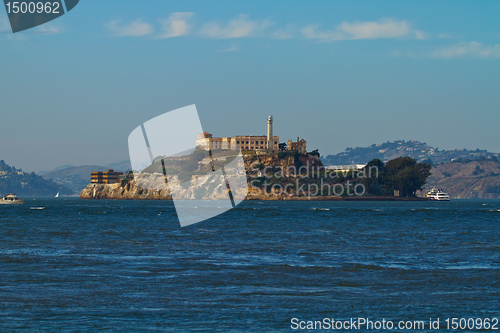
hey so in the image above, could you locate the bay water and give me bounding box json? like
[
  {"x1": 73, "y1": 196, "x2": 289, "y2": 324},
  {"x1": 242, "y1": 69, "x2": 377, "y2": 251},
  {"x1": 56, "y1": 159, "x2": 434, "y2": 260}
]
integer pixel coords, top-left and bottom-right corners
[{"x1": 1, "y1": 199, "x2": 499, "y2": 331}]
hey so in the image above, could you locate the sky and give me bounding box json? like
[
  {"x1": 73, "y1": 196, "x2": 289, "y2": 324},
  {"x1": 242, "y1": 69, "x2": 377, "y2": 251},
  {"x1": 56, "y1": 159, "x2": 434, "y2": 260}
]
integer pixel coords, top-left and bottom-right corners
[{"x1": 0, "y1": 0, "x2": 499, "y2": 172}]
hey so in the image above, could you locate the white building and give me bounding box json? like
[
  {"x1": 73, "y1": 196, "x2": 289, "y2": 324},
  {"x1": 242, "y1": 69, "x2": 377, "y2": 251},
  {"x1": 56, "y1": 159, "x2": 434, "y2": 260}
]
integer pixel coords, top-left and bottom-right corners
[{"x1": 196, "y1": 115, "x2": 279, "y2": 152}]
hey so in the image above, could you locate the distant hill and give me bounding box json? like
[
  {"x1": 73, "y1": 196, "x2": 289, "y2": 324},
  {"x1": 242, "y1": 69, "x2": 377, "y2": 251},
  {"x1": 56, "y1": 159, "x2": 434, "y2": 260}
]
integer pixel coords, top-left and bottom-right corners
[
  {"x1": 0, "y1": 160, "x2": 71, "y2": 197},
  {"x1": 37, "y1": 164, "x2": 75, "y2": 176},
  {"x1": 106, "y1": 160, "x2": 131, "y2": 171},
  {"x1": 322, "y1": 140, "x2": 499, "y2": 165},
  {"x1": 42, "y1": 164, "x2": 128, "y2": 194},
  {"x1": 425, "y1": 159, "x2": 500, "y2": 199}
]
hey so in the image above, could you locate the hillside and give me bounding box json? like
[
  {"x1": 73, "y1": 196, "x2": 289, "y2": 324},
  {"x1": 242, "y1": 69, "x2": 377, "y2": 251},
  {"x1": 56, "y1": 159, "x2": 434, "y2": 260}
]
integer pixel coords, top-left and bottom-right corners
[
  {"x1": 37, "y1": 164, "x2": 75, "y2": 176},
  {"x1": 42, "y1": 165, "x2": 114, "y2": 194},
  {"x1": 425, "y1": 160, "x2": 500, "y2": 199},
  {"x1": 80, "y1": 152, "x2": 323, "y2": 200},
  {"x1": 38, "y1": 160, "x2": 131, "y2": 194},
  {"x1": 0, "y1": 160, "x2": 71, "y2": 196},
  {"x1": 322, "y1": 140, "x2": 499, "y2": 165},
  {"x1": 80, "y1": 153, "x2": 432, "y2": 200}
]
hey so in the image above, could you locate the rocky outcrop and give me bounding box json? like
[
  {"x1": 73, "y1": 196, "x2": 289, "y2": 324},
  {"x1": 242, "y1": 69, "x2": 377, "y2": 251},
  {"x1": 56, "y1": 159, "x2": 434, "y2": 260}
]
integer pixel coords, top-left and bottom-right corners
[
  {"x1": 243, "y1": 152, "x2": 323, "y2": 175},
  {"x1": 80, "y1": 153, "x2": 323, "y2": 200},
  {"x1": 80, "y1": 177, "x2": 172, "y2": 200}
]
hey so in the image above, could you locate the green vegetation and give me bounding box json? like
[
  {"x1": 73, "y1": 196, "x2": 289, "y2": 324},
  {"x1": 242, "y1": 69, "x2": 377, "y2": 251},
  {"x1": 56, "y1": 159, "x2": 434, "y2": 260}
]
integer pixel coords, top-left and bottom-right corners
[
  {"x1": 191, "y1": 149, "x2": 207, "y2": 162},
  {"x1": 322, "y1": 140, "x2": 499, "y2": 165},
  {"x1": 486, "y1": 184, "x2": 500, "y2": 195},
  {"x1": 121, "y1": 171, "x2": 134, "y2": 187},
  {"x1": 473, "y1": 165, "x2": 485, "y2": 176},
  {"x1": 309, "y1": 149, "x2": 320, "y2": 157},
  {"x1": 140, "y1": 147, "x2": 214, "y2": 183},
  {"x1": 0, "y1": 160, "x2": 71, "y2": 196},
  {"x1": 361, "y1": 157, "x2": 431, "y2": 197}
]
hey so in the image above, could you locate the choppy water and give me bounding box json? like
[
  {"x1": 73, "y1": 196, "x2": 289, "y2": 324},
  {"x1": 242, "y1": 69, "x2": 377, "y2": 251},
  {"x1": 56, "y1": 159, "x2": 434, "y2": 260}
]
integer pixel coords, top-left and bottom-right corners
[{"x1": 1, "y1": 199, "x2": 499, "y2": 332}]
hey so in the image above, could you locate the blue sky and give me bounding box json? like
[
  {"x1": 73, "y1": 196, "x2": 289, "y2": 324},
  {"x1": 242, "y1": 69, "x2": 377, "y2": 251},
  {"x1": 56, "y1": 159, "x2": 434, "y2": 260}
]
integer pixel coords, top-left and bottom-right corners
[{"x1": 1, "y1": 0, "x2": 499, "y2": 172}]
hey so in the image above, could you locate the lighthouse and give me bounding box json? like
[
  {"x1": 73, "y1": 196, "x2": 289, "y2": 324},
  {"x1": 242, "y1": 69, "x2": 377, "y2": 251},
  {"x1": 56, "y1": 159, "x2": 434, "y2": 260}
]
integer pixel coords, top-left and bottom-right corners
[{"x1": 267, "y1": 115, "x2": 273, "y2": 149}]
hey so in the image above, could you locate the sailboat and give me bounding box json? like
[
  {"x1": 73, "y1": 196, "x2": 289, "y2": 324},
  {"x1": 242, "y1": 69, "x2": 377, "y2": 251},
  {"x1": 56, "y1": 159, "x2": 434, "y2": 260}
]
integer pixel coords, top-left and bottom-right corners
[{"x1": 55, "y1": 192, "x2": 60, "y2": 198}]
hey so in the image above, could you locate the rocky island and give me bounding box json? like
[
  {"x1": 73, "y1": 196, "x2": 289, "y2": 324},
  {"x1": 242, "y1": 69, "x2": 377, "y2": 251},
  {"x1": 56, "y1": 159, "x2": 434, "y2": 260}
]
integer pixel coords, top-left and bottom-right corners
[{"x1": 80, "y1": 151, "x2": 431, "y2": 201}]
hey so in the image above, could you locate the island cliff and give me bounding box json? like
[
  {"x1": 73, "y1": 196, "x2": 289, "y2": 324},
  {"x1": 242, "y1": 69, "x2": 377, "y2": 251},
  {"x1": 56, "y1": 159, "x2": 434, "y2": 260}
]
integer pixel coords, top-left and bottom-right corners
[
  {"x1": 80, "y1": 154, "x2": 432, "y2": 201},
  {"x1": 80, "y1": 152, "x2": 323, "y2": 200}
]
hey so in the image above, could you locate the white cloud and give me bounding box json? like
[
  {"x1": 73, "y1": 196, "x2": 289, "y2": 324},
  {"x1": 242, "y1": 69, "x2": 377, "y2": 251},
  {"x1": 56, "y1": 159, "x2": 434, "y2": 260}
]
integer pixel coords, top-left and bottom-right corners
[
  {"x1": 341, "y1": 19, "x2": 410, "y2": 39},
  {"x1": 0, "y1": 13, "x2": 10, "y2": 32},
  {"x1": 200, "y1": 15, "x2": 272, "y2": 39},
  {"x1": 414, "y1": 30, "x2": 426, "y2": 40},
  {"x1": 6, "y1": 34, "x2": 26, "y2": 40},
  {"x1": 221, "y1": 45, "x2": 239, "y2": 52},
  {"x1": 430, "y1": 41, "x2": 500, "y2": 59},
  {"x1": 158, "y1": 12, "x2": 193, "y2": 38},
  {"x1": 0, "y1": 13, "x2": 61, "y2": 37},
  {"x1": 302, "y1": 18, "x2": 416, "y2": 42},
  {"x1": 301, "y1": 24, "x2": 345, "y2": 41},
  {"x1": 34, "y1": 24, "x2": 62, "y2": 34},
  {"x1": 437, "y1": 33, "x2": 454, "y2": 39},
  {"x1": 101, "y1": 14, "x2": 434, "y2": 48},
  {"x1": 107, "y1": 19, "x2": 154, "y2": 37},
  {"x1": 271, "y1": 25, "x2": 296, "y2": 40}
]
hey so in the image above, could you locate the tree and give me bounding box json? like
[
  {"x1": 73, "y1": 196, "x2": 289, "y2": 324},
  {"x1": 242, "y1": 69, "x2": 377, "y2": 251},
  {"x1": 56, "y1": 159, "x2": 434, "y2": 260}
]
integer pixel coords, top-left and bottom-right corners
[
  {"x1": 361, "y1": 159, "x2": 386, "y2": 195},
  {"x1": 184, "y1": 160, "x2": 199, "y2": 172},
  {"x1": 384, "y1": 157, "x2": 431, "y2": 196},
  {"x1": 191, "y1": 149, "x2": 207, "y2": 162},
  {"x1": 421, "y1": 158, "x2": 433, "y2": 166},
  {"x1": 365, "y1": 159, "x2": 385, "y2": 172},
  {"x1": 361, "y1": 157, "x2": 431, "y2": 197},
  {"x1": 309, "y1": 149, "x2": 320, "y2": 157}
]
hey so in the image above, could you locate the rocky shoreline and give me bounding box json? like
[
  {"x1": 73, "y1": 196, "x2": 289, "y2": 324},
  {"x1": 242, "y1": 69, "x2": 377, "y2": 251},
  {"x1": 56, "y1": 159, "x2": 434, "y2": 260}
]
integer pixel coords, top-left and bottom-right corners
[
  {"x1": 79, "y1": 183, "x2": 428, "y2": 201},
  {"x1": 79, "y1": 153, "x2": 433, "y2": 202}
]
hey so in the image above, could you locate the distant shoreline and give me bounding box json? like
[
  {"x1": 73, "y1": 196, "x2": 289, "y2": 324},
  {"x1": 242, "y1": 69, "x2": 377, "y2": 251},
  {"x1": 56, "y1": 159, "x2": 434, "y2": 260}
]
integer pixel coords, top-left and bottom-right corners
[
  {"x1": 246, "y1": 195, "x2": 430, "y2": 201},
  {"x1": 79, "y1": 194, "x2": 429, "y2": 201}
]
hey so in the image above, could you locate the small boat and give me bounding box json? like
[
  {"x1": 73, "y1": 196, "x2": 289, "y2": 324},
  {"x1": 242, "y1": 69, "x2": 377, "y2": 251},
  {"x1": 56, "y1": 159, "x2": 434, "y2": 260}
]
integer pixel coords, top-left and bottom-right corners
[
  {"x1": 0, "y1": 194, "x2": 25, "y2": 204},
  {"x1": 426, "y1": 188, "x2": 450, "y2": 201},
  {"x1": 55, "y1": 192, "x2": 60, "y2": 198},
  {"x1": 30, "y1": 207, "x2": 45, "y2": 210}
]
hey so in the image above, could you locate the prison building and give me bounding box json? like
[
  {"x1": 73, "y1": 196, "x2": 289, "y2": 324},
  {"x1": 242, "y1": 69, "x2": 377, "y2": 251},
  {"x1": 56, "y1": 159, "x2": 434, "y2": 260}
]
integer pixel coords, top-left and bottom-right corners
[
  {"x1": 90, "y1": 170, "x2": 124, "y2": 184},
  {"x1": 287, "y1": 137, "x2": 307, "y2": 153},
  {"x1": 196, "y1": 116, "x2": 279, "y2": 152}
]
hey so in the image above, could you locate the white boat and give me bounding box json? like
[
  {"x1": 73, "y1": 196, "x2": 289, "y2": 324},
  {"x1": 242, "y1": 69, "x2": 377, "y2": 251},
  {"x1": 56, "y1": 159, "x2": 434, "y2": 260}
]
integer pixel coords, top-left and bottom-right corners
[
  {"x1": 426, "y1": 188, "x2": 450, "y2": 201},
  {"x1": 55, "y1": 192, "x2": 60, "y2": 198},
  {"x1": 0, "y1": 194, "x2": 25, "y2": 204}
]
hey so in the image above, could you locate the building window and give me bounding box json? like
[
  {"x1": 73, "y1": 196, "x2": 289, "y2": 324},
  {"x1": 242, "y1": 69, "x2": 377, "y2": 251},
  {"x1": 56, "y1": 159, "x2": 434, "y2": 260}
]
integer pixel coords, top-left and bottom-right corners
[
  {"x1": 261, "y1": 141, "x2": 263, "y2": 144},
  {"x1": 237, "y1": 141, "x2": 239, "y2": 144},
  {"x1": 274, "y1": 142, "x2": 277, "y2": 144},
  {"x1": 246, "y1": 141, "x2": 249, "y2": 144}
]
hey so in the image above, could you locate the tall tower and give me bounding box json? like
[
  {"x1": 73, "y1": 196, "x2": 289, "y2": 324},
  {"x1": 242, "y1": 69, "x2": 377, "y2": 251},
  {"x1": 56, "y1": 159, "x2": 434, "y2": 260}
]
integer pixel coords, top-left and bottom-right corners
[{"x1": 267, "y1": 115, "x2": 273, "y2": 149}]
